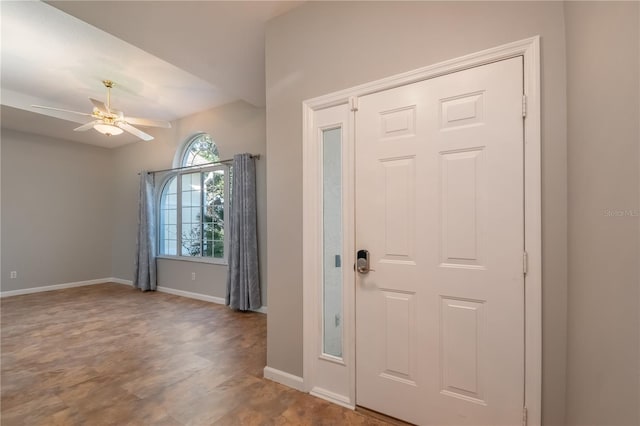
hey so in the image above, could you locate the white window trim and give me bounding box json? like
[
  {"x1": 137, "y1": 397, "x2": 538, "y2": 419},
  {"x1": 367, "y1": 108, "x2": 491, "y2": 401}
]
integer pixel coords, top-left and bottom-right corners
[
  {"x1": 157, "y1": 163, "x2": 230, "y2": 264},
  {"x1": 157, "y1": 255, "x2": 228, "y2": 266},
  {"x1": 173, "y1": 132, "x2": 218, "y2": 168}
]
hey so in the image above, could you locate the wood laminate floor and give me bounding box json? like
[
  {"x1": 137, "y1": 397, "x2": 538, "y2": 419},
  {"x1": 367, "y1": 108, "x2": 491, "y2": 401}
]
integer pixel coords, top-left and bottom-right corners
[{"x1": 1, "y1": 283, "x2": 399, "y2": 426}]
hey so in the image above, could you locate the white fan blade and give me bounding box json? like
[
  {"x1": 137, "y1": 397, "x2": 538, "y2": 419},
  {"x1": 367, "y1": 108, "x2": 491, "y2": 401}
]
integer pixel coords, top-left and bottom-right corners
[
  {"x1": 32, "y1": 105, "x2": 92, "y2": 116},
  {"x1": 90, "y1": 98, "x2": 109, "y2": 114},
  {"x1": 125, "y1": 116, "x2": 172, "y2": 128},
  {"x1": 118, "y1": 122, "x2": 154, "y2": 141},
  {"x1": 74, "y1": 120, "x2": 99, "y2": 132}
]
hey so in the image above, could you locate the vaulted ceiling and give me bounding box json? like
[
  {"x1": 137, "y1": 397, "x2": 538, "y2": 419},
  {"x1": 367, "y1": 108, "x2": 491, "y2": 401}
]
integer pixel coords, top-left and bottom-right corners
[{"x1": 1, "y1": 1, "x2": 301, "y2": 148}]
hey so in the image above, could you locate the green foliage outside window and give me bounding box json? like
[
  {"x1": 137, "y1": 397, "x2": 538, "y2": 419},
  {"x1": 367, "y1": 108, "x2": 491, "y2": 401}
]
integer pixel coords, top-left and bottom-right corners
[
  {"x1": 160, "y1": 133, "x2": 228, "y2": 260},
  {"x1": 180, "y1": 135, "x2": 226, "y2": 259}
]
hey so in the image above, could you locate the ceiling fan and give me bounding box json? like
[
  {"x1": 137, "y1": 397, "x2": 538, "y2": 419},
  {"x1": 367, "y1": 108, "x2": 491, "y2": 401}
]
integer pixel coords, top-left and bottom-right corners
[{"x1": 32, "y1": 80, "x2": 171, "y2": 141}]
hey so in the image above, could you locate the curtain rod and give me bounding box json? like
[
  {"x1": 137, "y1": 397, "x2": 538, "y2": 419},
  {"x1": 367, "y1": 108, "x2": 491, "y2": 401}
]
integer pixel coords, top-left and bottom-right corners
[{"x1": 139, "y1": 154, "x2": 261, "y2": 175}]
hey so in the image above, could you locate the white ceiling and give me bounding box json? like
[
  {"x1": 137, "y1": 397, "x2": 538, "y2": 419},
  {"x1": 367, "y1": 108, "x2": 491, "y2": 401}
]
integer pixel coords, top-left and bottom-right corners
[{"x1": 0, "y1": 0, "x2": 301, "y2": 148}]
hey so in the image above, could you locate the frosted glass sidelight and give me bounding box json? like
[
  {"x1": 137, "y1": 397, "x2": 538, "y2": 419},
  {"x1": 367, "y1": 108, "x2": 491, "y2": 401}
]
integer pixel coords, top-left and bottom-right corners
[{"x1": 322, "y1": 127, "x2": 343, "y2": 358}]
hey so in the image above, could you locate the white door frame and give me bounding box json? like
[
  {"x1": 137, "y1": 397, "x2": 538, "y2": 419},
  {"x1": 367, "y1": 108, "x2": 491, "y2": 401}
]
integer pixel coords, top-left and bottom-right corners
[{"x1": 302, "y1": 36, "x2": 542, "y2": 425}]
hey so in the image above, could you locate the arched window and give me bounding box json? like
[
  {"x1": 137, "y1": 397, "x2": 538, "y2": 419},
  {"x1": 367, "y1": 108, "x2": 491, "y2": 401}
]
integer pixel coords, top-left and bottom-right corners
[{"x1": 158, "y1": 133, "x2": 229, "y2": 262}]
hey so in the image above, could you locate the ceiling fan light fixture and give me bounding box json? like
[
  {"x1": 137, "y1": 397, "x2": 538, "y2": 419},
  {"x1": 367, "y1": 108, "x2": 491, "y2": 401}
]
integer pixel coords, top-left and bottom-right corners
[
  {"x1": 94, "y1": 123, "x2": 123, "y2": 136},
  {"x1": 32, "y1": 79, "x2": 166, "y2": 141}
]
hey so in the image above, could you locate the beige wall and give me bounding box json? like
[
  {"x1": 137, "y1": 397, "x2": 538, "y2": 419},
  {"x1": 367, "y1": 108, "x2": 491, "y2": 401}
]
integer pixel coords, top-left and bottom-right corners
[
  {"x1": 565, "y1": 2, "x2": 640, "y2": 425},
  {"x1": 265, "y1": 2, "x2": 569, "y2": 424},
  {"x1": 111, "y1": 100, "x2": 268, "y2": 304},
  {"x1": 1, "y1": 129, "x2": 114, "y2": 290}
]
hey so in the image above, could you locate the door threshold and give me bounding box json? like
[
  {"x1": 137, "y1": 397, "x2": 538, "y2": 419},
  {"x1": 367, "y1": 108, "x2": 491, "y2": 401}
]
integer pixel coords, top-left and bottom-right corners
[{"x1": 356, "y1": 406, "x2": 415, "y2": 425}]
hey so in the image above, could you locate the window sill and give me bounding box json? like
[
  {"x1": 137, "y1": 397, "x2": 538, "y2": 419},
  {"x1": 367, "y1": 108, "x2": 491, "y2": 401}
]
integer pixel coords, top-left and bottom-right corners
[{"x1": 156, "y1": 255, "x2": 228, "y2": 266}]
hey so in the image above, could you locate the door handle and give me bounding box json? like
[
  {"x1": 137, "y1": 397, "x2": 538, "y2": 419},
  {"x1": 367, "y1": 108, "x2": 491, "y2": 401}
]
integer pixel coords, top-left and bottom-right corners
[{"x1": 356, "y1": 249, "x2": 375, "y2": 274}]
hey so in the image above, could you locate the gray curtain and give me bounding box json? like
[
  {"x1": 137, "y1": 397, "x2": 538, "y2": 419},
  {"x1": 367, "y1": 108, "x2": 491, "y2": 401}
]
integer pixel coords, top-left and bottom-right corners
[
  {"x1": 226, "y1": 154, "x2": 261, "y2": 310},
  {"x1": 133, "y1": 171, "x2": 157, "y2": 291}
]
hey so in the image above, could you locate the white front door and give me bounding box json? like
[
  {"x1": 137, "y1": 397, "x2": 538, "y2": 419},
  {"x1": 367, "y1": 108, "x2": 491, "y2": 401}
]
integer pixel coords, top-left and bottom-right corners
[{"x1": 355, "y1": 57, "x2": 525, "y2": 425}]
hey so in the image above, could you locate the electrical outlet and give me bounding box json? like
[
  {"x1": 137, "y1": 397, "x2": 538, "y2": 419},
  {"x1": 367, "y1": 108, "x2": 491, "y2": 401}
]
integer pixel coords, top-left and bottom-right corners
[
  {"x1": 10, "y1": 271, "x2": 17, "y2": 279},
  {"x1": 191, "y1": 272, "x2": 196, "y2": 281}
]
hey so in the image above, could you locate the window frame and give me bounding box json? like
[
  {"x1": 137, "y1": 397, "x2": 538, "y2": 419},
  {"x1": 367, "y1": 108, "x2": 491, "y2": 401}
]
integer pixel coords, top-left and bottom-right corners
[{"x1": 157, "y1": 134, "x2": 230, "y2": 265}]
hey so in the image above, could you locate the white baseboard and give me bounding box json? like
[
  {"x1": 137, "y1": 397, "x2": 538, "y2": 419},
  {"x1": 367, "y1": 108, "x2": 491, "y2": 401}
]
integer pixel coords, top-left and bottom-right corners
[
  {"x1": 1, "y1": 278, "x2": 113, "y2": 298},
  {"x1": 263, "y1": 366, "x2": 305, "y2": 391},
  {"x1": 110, "y1": 278, "x2": 133, "y2": 286},
  {"x1": 157, "y1": 285, "x2": 225, "y2": 304},
  {"x1": 310, "y1": 386, "x2": 355, "y2": 409},
  {"x1": 156, "y1": 285, "x2": 267, "y2": 314},
  {"x1": 1, "y1": 277, "x2": 267, "y2": 314}
]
